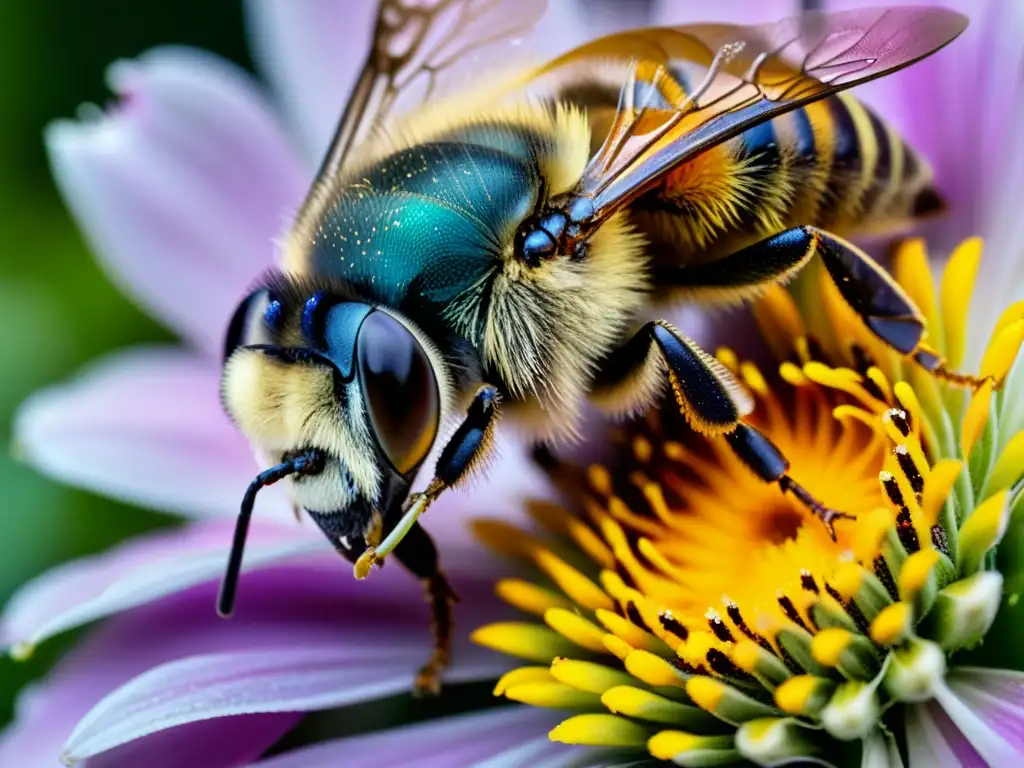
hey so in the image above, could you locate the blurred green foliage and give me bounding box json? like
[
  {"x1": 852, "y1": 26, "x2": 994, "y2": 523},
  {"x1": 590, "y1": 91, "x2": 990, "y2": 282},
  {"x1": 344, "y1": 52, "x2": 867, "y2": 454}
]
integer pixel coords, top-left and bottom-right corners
[{"x1": 0, "y1": 0, "x2": 256, "y2": 726}]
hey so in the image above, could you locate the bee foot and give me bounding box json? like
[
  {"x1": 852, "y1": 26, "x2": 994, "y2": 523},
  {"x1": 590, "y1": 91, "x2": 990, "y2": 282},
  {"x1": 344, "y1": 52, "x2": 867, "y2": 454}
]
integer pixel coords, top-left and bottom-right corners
[
  {"x1": 413, "y1": 661, "x2": 444, "y2": 697},
  {"x1": 813, "y1": 506, "x2": 856, "y2": 542}
]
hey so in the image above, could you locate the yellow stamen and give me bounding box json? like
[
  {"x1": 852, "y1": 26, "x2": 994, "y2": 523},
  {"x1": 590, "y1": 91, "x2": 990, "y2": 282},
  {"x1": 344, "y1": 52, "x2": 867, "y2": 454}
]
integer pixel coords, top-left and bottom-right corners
[
  {"x1": 533, "y1": 550, "x2": 614, "y2": 612},
  {"x1": 494, "y1": 666, "x2": 553, "y2": 695},
  {"x1": 811, "y1": 628, "x2": 852, "y2": 668},
  {"x1": 471, "y1": 622, "x2": 580, "y2": 662},
  {"x1": 686, "y1": 677, "x2": 725, "y2": 712},
  {"x1": 544, "y1": 608, "x2": 609, "y2": 654},
  {"x1": 549, "y1": 658, "x2": 635, "y2": 694},
  {"x1": 649, "y1": 731, "x2": 735, "y2": 761},
  {"x1": 958, "y1": 489, "x2": 1011, "y2": 575},
  {"x1": 899, "y1": 548, "x2": 940, "y2": 602},
  {"x1": 961, "y1": 380, "x2": 993, "y2": 458},
  {"x1": 920, "y1": 460, "x2": 962, "y2": 528},
  {"x1": 602, "y1": 685, "x2": 708, "y2": 725},
  {"x1": 774, "y1": 675, "x2": 830, "y2": 716},
  {"x1": 986, "y1": 432, "x2": 1024, "y2": 494},
  {"x1": 894, "y1": 238, "x2": 938, "y2": 328},
  {"x1": 495, "y1": 579, "x2": 574, "y2": 617},
  {"x1": 980, "y1": 319, "x2": 1024, "y2": 386},
  {"x1": 624, "y1": 649, "x2": 688, "y2": 690},
  {"x1": 939, "y1": 236, "x2": 983, "y2": 369},
  {"x1": 869, "y1": 603, "x2": 912, "y2": 647},
  {"x1": 505, "y1": 681, "x2": 601, "y2": 709},
  {"x1": 549, "y1": 714, "x2": 651, "y2": 747}
]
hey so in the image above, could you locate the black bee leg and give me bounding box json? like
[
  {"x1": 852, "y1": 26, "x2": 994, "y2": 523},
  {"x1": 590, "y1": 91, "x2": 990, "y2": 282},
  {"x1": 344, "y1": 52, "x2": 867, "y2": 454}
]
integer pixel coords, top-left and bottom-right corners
[
  {"x1": 809, "y1": 227, "x2": 987, "y2": 386},
  {"x1": 726, "y1": 422, "x2": 854, "y2": 540},
  {"x1": 354, "y1": 384, "x2": 500, "y2": 578},
  {"x1": 392, "y1": 521, "x2": 458, "y2": 696},
  {"x1": 592, "y1": 320, "x2": 752, "y2": 434}
]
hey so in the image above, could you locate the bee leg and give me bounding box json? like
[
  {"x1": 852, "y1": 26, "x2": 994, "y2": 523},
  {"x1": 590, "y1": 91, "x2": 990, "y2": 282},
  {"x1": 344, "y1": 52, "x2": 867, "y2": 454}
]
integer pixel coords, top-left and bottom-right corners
[
  {"x1": 354, "y1": 384, "x2": 500, "y2": 577},
  {"x1": 809, "y1": 227, "x2": 987, "y2": 386},
  {"x1": 392, "y1": 521, "x2": 458, "y2": 696},
  {"x1": 725, "y1": 422, "x2": 855, "y2": 541},
  {"x1": 592, "y1": 320, "x2": 752, "y2": 434}
]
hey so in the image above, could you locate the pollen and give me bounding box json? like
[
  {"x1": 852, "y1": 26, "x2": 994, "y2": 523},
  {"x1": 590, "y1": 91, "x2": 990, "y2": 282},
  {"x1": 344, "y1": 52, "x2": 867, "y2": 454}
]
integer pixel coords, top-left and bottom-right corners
[{"x1": 470, "y1": 238, "x2": 1022, "y2": 764}]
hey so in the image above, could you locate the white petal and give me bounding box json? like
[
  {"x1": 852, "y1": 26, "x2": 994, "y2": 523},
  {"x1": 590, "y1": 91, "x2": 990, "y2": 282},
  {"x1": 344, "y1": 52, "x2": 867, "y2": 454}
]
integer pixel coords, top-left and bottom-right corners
[
  {"x1": 0, "y1": 520, "x2": 319, "y2": 654},
  {"x1": 14, "y1": 347, "x2": 291, "y2": 521},
  {"x1": 47, "y1": 47, "x2": 308, "y2": 356},
  {"x1": 253, "y1": 706, "x2": 570, "y2": 768}
]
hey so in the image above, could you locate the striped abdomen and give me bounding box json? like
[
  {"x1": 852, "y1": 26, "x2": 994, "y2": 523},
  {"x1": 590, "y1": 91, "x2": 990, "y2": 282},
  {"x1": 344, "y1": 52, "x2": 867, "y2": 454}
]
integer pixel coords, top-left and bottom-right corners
[{"x1": 633, "y1": 92, "x2": 943, "y2": 268}]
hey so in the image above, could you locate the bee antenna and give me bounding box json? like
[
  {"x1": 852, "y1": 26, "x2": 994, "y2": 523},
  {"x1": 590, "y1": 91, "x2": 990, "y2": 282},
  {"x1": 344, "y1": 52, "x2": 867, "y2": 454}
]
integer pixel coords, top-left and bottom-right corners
[{"x1": 217, "y1": 449, "x2": 325, "y2": 618}]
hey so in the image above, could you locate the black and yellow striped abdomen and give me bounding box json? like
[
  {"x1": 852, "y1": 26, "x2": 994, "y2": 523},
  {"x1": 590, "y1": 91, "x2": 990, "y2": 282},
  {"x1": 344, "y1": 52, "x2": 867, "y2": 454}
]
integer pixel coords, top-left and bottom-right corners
[{"x1": 628, "y1": 91, "x2": 943, "y2": 277}]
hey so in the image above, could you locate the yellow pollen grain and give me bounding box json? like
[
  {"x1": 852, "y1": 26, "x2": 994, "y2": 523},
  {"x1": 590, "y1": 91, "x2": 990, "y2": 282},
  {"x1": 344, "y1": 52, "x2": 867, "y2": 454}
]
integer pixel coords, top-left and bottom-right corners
[
  {"x1": 869, "y1": 602, "x2": 911, "y2": 646},
  {"x1": 648, "y1": 731, "x2": 702, "y2": 761},
  {"x1": 987, "y1": 432, "x2": 1024, "y2": 495},
  {"x1": 940, "y1": 237, "x2": 983, "y2": 369},
  {"x1": 899, "y1": 548, "x2": 940, "y2": 601},
  {"x1": 495, "y1": 579, "x2": 574, "y2": 617},
  {"x1": 961, "y1": 380, "x2": 994, "y2": 459},
  {"x1": 774, "y1": 675, "x2": 818, "y2": 715},
  {"x1": 549, "y1": 714, "x2": 650, "y2": 747},
  {"x1": 534, "y1": 550, "x2": 614, "y2": 612},
  {"x1": 545, "y1": 608, "x2": 610, "y2": 653},
  {"x1": 686, "y1": 676, "x2": 725, "y2": 712},
  {"x1": 980, "y1": 319, "x2": 1024, "y2": 386},
  {"x1": 494, "y1": 666, "x2": 553, "y2": 695},
  {"x1": 921, "y1": 460, "x2": 961, "y2": 528},
  {"x1": 811, "y1": 628, "x2": 852, "y2": 668}
]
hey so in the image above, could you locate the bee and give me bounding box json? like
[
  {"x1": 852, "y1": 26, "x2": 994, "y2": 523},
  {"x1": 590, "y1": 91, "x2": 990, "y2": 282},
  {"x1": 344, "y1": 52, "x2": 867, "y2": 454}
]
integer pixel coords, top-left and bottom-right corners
[{"x1": 217, "y1": 1, "x2": 969, "y2": 691}]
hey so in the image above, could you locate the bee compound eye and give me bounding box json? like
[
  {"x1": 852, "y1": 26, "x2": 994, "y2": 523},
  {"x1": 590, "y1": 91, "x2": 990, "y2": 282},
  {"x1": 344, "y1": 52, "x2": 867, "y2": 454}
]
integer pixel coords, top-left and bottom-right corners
[
  {"x1": 223, "y1": 287, "x2": 278, "y2": 361},
  {"x1": 356, "y1": 311, "x2": 440, "y2": 476}
]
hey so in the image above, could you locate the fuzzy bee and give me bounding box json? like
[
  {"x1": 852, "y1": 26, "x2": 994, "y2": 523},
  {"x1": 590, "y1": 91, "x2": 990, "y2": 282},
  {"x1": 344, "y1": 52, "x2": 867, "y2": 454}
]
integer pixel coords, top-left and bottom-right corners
[{"x1": 218, "y1": 1, "x2": 969, "y2": 691}]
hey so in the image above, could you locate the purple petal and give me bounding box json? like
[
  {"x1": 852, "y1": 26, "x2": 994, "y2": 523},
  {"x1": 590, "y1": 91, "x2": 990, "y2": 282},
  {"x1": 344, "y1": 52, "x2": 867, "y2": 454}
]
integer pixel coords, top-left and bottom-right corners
[
  {"x1": 946, "y1": 667, "x2": 1024, "y2": 757},
  {"x1": 14, "y1": 347, "x2": 292, "y2": 521},
  {"x1": 46, "y1": 47, "x2": 308, "y2": 357},
  {"x1": 245, "y1": 1, "x2": 603, "y2": 164},
  {"x1": 244, "y1": 0, "x2": 377, "y2": 163},
  {"x1": 254, "y1": 706, "x2": 569, "y2": 768},
  {"x1": 0, "y1": 520, "x2": 320, "y2": 653},
  {"x1": 905, "y1": 701, "x2": 987, "y2": 768},
  {"x1": 58, "y1": 571, "x2": 511, "y2": 763},
  {"x1": 1, "y1": 563, "x2": 502, "y2": 767},
  {"x1": 653, "y1": 0, "x2": 799, "y2": 25}
]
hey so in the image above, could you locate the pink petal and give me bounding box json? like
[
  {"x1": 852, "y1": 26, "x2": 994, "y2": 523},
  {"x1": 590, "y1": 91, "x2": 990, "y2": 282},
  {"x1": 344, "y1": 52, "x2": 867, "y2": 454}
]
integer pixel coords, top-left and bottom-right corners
[
  {"x1": 254, "y1": 706, "x2": 569, "y2": 768},
  {"x1": 46, "y1": 46, "x2": 309, "y2": 357},
  {"x1": 14, "y1": 347, "x2": 292, "y2": 521},
  {"x1": 0, "y1": 520, "x2": 320, "y2": 653},
  {"x1": 946, "y1": 667, "x2": 1024, "y2": 757},
  {"x1": 2, "y1": 562, "x2": 501, "y2": 767}
]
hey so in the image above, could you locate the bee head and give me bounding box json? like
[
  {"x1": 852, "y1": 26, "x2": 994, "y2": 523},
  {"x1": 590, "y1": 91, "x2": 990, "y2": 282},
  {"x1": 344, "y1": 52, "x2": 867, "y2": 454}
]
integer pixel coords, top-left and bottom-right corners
[{"x1": 219, "y1": 274, "x2": 442, "y2": 546}]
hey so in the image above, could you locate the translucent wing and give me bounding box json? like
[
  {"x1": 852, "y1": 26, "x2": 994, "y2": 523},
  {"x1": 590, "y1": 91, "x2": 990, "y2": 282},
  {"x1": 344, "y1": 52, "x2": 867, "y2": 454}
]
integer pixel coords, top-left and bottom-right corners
[
  {"x1": 304, "y1": 0, "x2": 546, "y2": 202},
  {"x1": 532, "y1": 7, "x2": 967, "y2": 227}
]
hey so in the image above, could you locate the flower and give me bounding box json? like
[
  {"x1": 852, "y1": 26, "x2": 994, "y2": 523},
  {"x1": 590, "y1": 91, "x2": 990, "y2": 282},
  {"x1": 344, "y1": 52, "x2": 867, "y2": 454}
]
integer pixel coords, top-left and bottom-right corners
[{"x1": 474, "y1": 236, "x2": 1024, "y2": 765}]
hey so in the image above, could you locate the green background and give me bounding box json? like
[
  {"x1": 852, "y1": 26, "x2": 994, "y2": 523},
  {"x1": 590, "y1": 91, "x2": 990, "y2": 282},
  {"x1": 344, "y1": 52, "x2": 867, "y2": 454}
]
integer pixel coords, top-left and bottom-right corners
[{"x1": 0, "y1": 0, "x2": 253, "y2": 727}]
